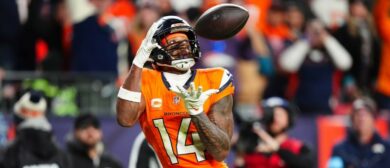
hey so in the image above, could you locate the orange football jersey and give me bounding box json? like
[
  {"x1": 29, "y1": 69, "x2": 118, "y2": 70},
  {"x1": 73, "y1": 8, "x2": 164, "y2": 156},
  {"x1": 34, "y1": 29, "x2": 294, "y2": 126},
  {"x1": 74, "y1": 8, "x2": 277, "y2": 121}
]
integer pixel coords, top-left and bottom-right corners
[{"x1": 139, "y1": 67, "x2": 234, "y2": 168}]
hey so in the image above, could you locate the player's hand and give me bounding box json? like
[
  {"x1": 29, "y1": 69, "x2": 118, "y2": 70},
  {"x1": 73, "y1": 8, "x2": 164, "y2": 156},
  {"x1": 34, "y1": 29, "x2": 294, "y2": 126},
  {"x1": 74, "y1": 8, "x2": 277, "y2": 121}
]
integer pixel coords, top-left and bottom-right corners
[
  {"x1": 171, "y1": 82, "x2": 219, "y2": 115},
  {"x1": 132, "y1": 21, "x2": 160, "y2": 68},
  {"x1": 252, "y1": 122, "x2": 280, "y2": 152}
]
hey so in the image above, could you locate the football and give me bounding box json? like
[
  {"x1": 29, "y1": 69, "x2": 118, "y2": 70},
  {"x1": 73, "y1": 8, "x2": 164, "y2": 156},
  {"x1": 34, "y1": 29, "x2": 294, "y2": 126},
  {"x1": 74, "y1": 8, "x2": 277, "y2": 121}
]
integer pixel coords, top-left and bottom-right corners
[{"x1": 194, "y1": 3, "x2": 249, "y2": 40}]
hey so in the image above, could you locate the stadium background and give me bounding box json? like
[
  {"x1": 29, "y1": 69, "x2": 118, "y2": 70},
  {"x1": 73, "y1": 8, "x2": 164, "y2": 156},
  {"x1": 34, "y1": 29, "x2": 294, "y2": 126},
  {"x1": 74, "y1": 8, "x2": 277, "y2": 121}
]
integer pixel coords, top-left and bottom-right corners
[{"x1": 0, "y1": 0, "x2": 389, "y2": 167}]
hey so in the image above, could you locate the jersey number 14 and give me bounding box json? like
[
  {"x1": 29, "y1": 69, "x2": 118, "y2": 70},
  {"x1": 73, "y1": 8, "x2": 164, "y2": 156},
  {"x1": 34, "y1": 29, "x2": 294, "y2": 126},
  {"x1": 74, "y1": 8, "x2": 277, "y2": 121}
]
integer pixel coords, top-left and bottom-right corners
[{"x1": 153, "y1": 118, "x2": 206, "y2": 164}]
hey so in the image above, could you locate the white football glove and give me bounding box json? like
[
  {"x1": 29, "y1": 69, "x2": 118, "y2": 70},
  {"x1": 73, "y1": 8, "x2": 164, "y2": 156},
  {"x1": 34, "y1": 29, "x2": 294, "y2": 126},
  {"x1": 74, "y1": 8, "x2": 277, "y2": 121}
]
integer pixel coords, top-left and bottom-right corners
[
  {"x1": 132, "y1": 22, "x2": 160, "y2": 68},
  {"x1": 171, "y1": 82, "x2": 219, "y2": 115}
]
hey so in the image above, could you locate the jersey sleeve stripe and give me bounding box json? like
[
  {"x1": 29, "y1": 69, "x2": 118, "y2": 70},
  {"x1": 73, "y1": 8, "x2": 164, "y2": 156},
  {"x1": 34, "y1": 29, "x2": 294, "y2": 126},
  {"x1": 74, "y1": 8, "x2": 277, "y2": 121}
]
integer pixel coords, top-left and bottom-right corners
[
  {"x1": 218, "y1": 69, "x2": 232, "y2": 88},
  {"x1": 218, "y1": 77, "x2": 233, "y2": 93}
]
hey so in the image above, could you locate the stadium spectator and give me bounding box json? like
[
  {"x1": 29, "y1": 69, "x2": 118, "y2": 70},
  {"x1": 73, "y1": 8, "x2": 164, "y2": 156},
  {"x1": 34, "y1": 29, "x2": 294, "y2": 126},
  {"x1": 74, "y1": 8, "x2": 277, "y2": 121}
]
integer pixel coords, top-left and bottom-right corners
[
  {"x1": 66, "y1": 113, "x2": 122, "y2": 168},
  {"x1": 333, "y1": 0, "x2": 380, "y2": 95},
  {"x1": 283, "y1": 0, "x2": 314, "y2": 21},
  {"x1": 374, "y1": 0, "x2": 390, "y2": 112},
  {"x1": 234, "y1": 7, "x2": 269, "y2": 123},
  {"x1": 261, "y1": 2, "x2": 294, "y2": 98},
  {"x1": 156, "y1": 0, "x2": 177, "y2": 16},
  {"x1": 235, "y1": 97, "x2": 314, "y2": 168},
  {"x1": 41, "y1": 0, "x2": 71, "y2": 71},
  {"x1": 0, "y1": 90, "x2": 71, "y2": 168},
  {"x1": 127, "y1": 2, "x2": 160, "y2": 67},
  {"x1": 246, "y1": 13, "x2": 273, "y2": 79},
  {"x1": 263, "y1": 2, "x2": 292, "y2": 59},
  {"x1": 0, "y1": 0, "x2": 20, "y2": 70},
  {"x1": 22, "y1": 0, "x2": 65, "y2": 71},
  {"x1": 280, "y1": 20, "x2": 352, "y2": 115},
  {"x1": 234, "y1": 21, "x2": 267, "y2": 124},
  {"x1": 66, "y1": 0, "x2": 127, "y2": 75},
  {"x1": 328, "y1": 98, "x2": 390, "y2": 168},
  {"x1": 285, "y1": 3, "x2": 306, "y2": 41}
]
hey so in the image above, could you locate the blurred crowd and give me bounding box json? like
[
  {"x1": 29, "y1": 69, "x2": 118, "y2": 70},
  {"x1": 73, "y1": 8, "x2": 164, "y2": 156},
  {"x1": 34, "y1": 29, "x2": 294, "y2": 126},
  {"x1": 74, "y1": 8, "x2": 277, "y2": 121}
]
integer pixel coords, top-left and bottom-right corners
[
  {"x1": 1, "y1": 0, "x2": 390, "y2": 167},
  {"x1": 1, "y1": 0, "x2": 389, "y2": 115},
  {"x1": 0, "y1": 90, "x2": 122, "y2": 168}
]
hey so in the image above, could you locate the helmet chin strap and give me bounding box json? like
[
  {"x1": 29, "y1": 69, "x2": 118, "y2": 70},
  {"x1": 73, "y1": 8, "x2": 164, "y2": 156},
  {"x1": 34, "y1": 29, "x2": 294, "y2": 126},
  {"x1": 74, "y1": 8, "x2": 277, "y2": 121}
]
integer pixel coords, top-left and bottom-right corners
[
  {"x1": 156, "y1": 58, "x2": 195, "y2": 71},
  {"x1": 171, "y1": 58, "x2": 195, "y2": 71}
]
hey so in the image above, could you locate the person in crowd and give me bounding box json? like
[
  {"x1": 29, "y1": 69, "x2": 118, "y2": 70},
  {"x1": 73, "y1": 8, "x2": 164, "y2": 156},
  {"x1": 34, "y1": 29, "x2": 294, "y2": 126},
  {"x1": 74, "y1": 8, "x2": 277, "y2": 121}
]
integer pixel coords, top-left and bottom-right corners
[
  {"x1": 261, "y1": 2, "x2": 294, "y2": 98},
  {"x1": 279, "y1": 20, "x2": 352, "y2": 115},
  {"x1": 262, "y1": 2, "x2": 292, "y2": 57},
  {"x1": 0, "y1": 0, "x2": 21, "y2": 71},
  {"x1": 285, "y1": 3, "x2": 306, "y2": 41},
  {"x1": 66, "y1": 113, "x2": 122, "y2": 168},
  {"x1": 374, "y1": 0, "x2": 390, "y2": 112},
  {"x1": 235, "y1": 97, "x2": 314, "y2": 168},
  {"x1": 156, "y1": 0, "x2": 177, "y2": 16},
  {"x1": 328, "y1": 98, "x2": 390, "y2": 168},
  {"x1": 0, "y1": 90, "x2": 70, "y2": 168},
  {"x1": 66, "y1": 0, "x2": 132, "y2": 75},
  {"x1": 127, "y1": 1, "x2": 160, "y2": 67},
  {"x1": 333, "y1": 0, "x2": 380, "y2": 96},
  {"x1": 13, "y1": 0, "x2": 65, "y2": 71}
]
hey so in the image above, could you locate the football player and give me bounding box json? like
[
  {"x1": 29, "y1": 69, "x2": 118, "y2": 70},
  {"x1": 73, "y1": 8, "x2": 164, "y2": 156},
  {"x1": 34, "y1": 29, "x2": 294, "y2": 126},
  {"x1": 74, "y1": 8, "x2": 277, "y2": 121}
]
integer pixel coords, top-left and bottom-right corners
[{"x1": 116, "y1": 16, "x2": 234, "y2": 168}]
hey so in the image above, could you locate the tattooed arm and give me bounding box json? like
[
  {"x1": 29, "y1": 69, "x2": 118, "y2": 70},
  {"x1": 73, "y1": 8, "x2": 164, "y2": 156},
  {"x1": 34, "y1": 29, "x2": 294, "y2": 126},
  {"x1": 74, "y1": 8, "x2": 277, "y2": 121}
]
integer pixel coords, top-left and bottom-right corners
[
  {"x1": 116, "y1": 66, "x2": 146, "y2": 127},
  {"x1": 191, "y1": 95, "x2": 234, "y2": 161}
]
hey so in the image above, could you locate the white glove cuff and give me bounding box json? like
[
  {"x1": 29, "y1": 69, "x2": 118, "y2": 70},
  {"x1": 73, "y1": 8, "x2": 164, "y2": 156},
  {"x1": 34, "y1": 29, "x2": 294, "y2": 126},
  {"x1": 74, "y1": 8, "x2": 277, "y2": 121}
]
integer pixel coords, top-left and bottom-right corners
[
  {"x1": 132, "y1": 48, "x2": 149, "y2": 68},
  {"x1": 117, "y1": 87, "x2": 141, "y2": 103}
]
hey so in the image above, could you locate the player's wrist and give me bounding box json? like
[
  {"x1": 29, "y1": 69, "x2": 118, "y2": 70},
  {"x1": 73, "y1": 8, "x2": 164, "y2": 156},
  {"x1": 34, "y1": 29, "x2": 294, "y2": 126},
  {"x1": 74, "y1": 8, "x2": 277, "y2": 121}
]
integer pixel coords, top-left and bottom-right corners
[
  {"x1": 188, "y1": 107, "x2": 203, "y2": 116},
  {"x1": 117, "y1": 87, "x2": 142, "y2": 102},
  {"x1": 133, "y1": 47, "x2": 149, "y2": 68},
  {"x1": 185, "y1": 100, "x2": 204, "y2": 115},
  {"x1": 133, "y1": 41, "x2": 159, "y2": 68}
]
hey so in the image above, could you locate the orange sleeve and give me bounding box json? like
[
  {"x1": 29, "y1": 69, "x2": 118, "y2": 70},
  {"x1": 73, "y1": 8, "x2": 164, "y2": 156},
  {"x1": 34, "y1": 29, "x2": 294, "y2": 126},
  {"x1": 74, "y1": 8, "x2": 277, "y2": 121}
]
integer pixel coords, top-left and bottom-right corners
[
  {"x1": 210, "y1": 68, "x2": 235, "y2": 103},
  {"x1": 212, "y1": 83, "x2": 234, "y2": 103},
  {"x1": 374, "y1": 0, "x2": 390, "y2": 42}
]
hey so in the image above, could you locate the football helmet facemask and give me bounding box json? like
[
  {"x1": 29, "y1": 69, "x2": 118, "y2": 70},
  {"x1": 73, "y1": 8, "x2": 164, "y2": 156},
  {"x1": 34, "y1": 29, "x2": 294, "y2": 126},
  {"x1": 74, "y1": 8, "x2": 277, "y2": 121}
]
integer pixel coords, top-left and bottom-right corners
[{"x1": 150, "y1": 16, "x2": 201, "y2": 71}]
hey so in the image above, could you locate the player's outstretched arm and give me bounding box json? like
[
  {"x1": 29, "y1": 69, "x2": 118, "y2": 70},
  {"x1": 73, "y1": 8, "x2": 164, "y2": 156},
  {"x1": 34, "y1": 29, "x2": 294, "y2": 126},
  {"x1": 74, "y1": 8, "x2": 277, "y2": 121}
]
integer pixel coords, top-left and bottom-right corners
[
  {"x1": 172, "y1": 83, "x2": 234, "y2": 161},
  {"x1": 116, "y1": 21, "x2": 159, "y2": 127},
  {"x1": 116, "y1": 65, "x2": 146, "y2": 127},
  {"x1": 191, "y1": 95, "x2": 234, "y2": 161}
]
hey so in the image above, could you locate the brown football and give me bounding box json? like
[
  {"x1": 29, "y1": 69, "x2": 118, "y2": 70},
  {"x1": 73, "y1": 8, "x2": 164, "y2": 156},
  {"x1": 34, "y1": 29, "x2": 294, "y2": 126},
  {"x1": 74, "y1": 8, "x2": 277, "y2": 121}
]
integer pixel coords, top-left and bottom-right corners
[{"x1": 194, "y1": 3, "x2": 249, "y2": 40}]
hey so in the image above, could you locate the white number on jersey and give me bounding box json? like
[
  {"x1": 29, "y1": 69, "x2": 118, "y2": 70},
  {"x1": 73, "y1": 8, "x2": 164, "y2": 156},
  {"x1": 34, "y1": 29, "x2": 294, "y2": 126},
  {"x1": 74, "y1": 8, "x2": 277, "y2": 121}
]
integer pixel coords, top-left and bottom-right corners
[{"x1": 153, "y1": 118, "x2": 206, "y2": 164}]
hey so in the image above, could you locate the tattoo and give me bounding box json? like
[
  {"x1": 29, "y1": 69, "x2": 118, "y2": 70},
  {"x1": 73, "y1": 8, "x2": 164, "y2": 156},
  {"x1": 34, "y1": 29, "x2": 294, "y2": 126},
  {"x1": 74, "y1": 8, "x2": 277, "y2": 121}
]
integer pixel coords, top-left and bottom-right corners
[{"x1": 191, "y1": 95, "x2": 234, "y2": 160}]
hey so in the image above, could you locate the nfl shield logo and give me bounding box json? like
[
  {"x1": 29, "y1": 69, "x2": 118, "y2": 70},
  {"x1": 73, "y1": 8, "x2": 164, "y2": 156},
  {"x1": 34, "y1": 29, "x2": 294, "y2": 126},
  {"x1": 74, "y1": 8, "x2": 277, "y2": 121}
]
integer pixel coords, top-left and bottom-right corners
[{"x1": 173, "y1": 96, "x2": 180, "y2": 105}]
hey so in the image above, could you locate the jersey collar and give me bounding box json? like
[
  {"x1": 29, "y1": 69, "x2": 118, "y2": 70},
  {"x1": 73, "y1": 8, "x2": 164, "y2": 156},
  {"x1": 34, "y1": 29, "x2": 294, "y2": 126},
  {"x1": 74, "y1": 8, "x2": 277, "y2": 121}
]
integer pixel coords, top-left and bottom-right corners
[{"x1": 161, "y1": 70, "x2": 197, "y2": 90}]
